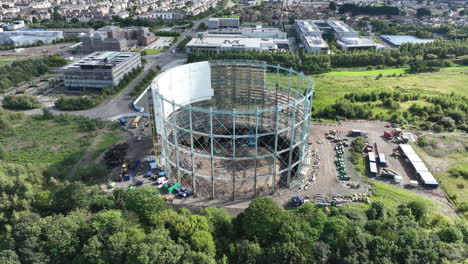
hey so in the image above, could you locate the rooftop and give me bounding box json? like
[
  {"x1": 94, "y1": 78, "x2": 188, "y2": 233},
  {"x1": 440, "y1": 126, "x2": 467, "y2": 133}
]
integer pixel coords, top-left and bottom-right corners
[
  {"x1": 295, "y1": 20, "x2": 321, "y2": 33},
  {"x1": 380, "y1": 35, "x2": 434, "y2": 46},
  {"x1": 187, "y1": 37, "x2": 289, "y2": 49},
  {"x1": 304, "y1": 36, "x2": 328, "y2": 48},
  {"x1": 337, "y1": 37, "x2": 378, "y2": 47},
  {"x1": 63, "y1": 51, "x2": 138, "y2": 70}
]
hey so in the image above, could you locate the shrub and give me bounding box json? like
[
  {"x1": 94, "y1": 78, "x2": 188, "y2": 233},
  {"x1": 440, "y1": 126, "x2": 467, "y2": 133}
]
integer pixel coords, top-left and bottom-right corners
[
  {"x1": 2, "y1": 94, "x2": 42, "y2": 110},
  {"x1": 55, "y1": 96, "x2": 95, "y2": 111}
]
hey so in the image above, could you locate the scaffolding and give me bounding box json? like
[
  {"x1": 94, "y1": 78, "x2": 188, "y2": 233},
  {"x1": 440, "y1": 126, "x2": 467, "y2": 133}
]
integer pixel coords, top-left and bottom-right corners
[{"x1": 149, "y1": 61, "x2": 314, "y2": 200}]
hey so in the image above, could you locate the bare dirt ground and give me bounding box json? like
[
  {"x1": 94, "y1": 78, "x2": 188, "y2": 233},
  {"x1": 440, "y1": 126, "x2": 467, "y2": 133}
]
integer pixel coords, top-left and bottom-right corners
[
  {"x1": 0, "y1": 43, "x2": 77, "y2": 58},
  {"x1": 101, "y1": 117, "x2": 155, "y2": 191}
]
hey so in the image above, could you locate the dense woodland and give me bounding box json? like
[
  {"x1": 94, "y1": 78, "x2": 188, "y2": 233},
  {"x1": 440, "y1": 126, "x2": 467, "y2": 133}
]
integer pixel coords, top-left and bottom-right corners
[
  {"x1": 188, "y1": 39, "x2": 468, "y2": 74},
  {"x1": 0, "y1": 56, "x2": 68, "y2": 93},
  {"x1": 0, "y1": 181, "x2": 466, "y2": 264}
]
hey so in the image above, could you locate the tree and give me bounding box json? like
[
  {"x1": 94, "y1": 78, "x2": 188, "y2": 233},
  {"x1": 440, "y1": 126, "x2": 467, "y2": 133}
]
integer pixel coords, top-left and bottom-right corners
[
  {"x1": 329, "y1": 1, "x2": 337, "y2": 11},
  {"x1": 231, "y1": 240, "x2": 263, "y2": 264},
  {"x1": 406, "y1": 201, "x2": 428, "y2": 221},
  {"x1": 51, "y1": 183, "x2": 91, "y2": 213},
  {"x1": 416, "y1": 8, "x2": 432, "y2": 17},
  {"x1": 438, "y1": 226, "x2": 463, "y2": 243},
  {"x1": 0, "y1": 250, "x2": 21, "y2": 264},
  {"x1": 190, "y1": 231, "x2": 216, "y2": 257},
  {"x1": 125, "y1": 186, "x2": 166, "y2": 222},
  {"x1": 241, "y1": 198, "x2": 284, "y2": 245},
  {"x1": 0, "y1": 145, "x2": 5, "y2": 160},
  {"x1": 366, "y1": 202, "x2": 387, "y2": 220}
]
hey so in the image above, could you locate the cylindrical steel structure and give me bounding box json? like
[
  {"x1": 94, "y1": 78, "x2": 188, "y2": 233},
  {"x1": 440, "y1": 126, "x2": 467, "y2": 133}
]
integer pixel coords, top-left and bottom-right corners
[{"x1": 149, "y1": 61, "x2": 314, "y2": 200}]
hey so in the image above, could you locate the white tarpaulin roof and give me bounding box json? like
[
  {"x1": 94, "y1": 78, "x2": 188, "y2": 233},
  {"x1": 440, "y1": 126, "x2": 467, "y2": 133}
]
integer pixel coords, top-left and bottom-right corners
[
  {"x1": 418, "y1": 171, "x2": 438, "y2": 186},
  {"x1": 399, "y1": 144, "x2": 416, "y2": 155}
]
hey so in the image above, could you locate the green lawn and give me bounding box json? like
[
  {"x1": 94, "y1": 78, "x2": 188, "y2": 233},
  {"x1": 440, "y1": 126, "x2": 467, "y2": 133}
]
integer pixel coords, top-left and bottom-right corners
[
  {"x1": 317, "y1": 66, "x2": 468, "y2": 77},
  {"x1": 0, "y1": 61, "x2": 9, "y2": 66},
  {"x1": 440, "y1": 66, "x2": 468, "y2": 71},
  {"x1": 142, "y1": 48, "x2": 163, "y2": 55},
  {"x1": 319, "y1": 68, "x2": 409, "y2": 76}
]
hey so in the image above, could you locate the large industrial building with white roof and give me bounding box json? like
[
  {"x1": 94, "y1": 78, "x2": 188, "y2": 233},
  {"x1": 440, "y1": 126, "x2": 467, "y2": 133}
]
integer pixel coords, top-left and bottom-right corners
[
  {"x1": 0, "y1": 30, "x2": 63, "y2": 46},
  {"x1": 186, "y1": 24, "x2": 291, "y2": 53}
]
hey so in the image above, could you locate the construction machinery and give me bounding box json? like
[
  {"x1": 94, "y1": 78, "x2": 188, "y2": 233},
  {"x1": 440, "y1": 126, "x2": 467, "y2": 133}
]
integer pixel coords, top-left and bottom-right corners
[{"x1": 290, "y1": 196, "x2": 304, "y2": 208}]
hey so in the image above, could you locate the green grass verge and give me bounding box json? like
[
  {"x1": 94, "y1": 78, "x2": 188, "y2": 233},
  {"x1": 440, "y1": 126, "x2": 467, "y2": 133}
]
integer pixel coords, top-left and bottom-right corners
[
  {"x1": 142, "y1": 48, "x2": 163, "y2": 55},
  {"x1": 369, "y1": 181, "x2": 449, "y2": 213},
  {"x1": 0, "y1": 61, "x2": 9, "y2": 66},
  {"x1": 440, "y1": 66, "x2": 468, "y2": 71}
]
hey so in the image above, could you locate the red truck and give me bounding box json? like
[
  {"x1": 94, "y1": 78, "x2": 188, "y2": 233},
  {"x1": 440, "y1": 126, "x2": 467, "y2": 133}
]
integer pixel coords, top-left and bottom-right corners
[{"x1": 384, "y1": 131, "x2": 393, "y2": 140}]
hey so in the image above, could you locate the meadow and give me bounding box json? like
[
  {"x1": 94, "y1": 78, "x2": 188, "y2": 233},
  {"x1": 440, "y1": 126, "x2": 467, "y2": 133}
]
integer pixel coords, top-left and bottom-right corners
[{"x1": 0, "y1": 112, "x2": 123, "y2": 182}]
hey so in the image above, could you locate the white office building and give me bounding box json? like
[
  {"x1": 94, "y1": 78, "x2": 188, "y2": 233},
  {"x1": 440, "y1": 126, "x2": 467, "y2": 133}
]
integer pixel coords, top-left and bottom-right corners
[
  {"x1": 62, "y1": 52, "x2": 141, "y2": 89},
  {"x1": 207, "y1": 17, "x2": 240, "y2": 29},
  {"x1": 295, "y1": 19, "x2": 377, "y2": 53}
]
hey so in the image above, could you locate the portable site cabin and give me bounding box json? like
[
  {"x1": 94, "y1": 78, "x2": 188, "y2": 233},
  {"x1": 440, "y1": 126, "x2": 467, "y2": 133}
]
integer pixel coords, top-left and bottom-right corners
[
  {"x1": 368, "y1": 152, "x2": 376, "y2": 162},
  {"x1": 369, "y1": 162, "x2": 378, "y2": 177},
  {"x1": 378, "y1": 153, "x2": 387, "y2": 167},
  {"x1": 394, "y1": 175, "x2": 402, "y2": 184}
]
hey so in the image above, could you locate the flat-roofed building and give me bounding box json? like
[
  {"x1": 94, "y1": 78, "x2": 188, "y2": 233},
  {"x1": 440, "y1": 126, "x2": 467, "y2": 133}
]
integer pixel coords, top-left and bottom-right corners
[
  {"x1": 380, "y1": 34, "x2": 433, "y2": 46},
  {"x1": 186, "y1": 36, "x2": 290, "y2": 53},
  {"x1": 295, "y1": 20, "x2": 328, "y2": 54},
  {"x1": 62, "y1": 52, "x2": 141, "y2": 89},
  {"x1": 207, "y1": 17, "x2": 240, "y2": 29},
  {"x1": 0, "y1": 30, "x2": 63, "y2": 46},
  {"x1": 80, "y1": 32, "x2": 128, "y2": 53},
  {"x1": 295, "y1": 19, "x2": 377, "y2": 53},
  {"x1": 337, "y1": 37, "x2": 377, "y2": 51},
  {"x1": 206, "y1": 26, "x2": 287, "y2": 39}
]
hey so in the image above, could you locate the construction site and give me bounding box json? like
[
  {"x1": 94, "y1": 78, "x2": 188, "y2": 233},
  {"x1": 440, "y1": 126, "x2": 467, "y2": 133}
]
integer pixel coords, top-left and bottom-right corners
[
  {"x1": 98, "y1": 61, "x2": 456, "y2": 217},
  {"x1": 148, "y1": 61, "x2": 314, "y2": 200}
]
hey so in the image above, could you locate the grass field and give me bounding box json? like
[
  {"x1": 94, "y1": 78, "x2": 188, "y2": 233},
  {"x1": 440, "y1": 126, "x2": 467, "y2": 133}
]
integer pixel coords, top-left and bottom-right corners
[
  {"x1": 0, "y1": 61, "x2": 8, "y2": 66},
  {"x1": 268, "y1": 71, "x2": 468, "y2": 114},
  {"x1": 319, "y1": 68, "x2": 409, "y2": 76},
  {"x1": 142, "y1": 49, "x2": 163, "y2": 55},
  {"x1": 0, "y1": 114, "x2": 123, "y2": 181},
  {"x1": 317, "y1": 66, "x2": 468, "y2": 77},
  {"x1": 440, "y1": 66, "x2": 468, "y2": 71}
]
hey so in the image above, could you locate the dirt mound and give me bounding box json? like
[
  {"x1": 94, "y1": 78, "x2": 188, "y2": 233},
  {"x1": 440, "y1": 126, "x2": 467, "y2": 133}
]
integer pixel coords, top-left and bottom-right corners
[{"x1": 104, "y1": 143, "x2": 129, "y2": 168}]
